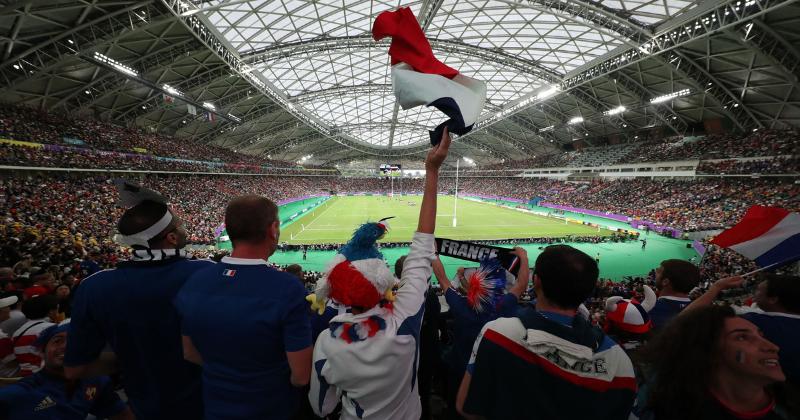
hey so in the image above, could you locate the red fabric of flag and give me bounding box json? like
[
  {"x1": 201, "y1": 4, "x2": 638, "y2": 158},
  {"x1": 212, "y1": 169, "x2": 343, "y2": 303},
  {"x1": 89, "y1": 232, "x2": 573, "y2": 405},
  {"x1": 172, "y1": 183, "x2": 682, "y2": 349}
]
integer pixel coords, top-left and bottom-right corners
[
  {"x1": 372, "y1": 7, "x2": 458, "y2": 79},
  {"x1": 710, "y1": 205, "x2": 790, "y2": 248}
]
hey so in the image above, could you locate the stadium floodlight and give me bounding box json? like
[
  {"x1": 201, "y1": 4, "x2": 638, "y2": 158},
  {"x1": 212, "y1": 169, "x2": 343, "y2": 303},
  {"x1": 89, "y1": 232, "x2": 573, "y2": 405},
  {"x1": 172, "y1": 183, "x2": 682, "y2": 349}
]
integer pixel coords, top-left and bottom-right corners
[
  {"x1": 463, "y1": 157, "x2": 474, "y2": 164},
  {"x1": 227, "y1": 113, "x2": 241, "y2": 123},
  {"x1": 163, "y1": 84, "x2": 183, "y2": 97},
  {"x1": 93, "y1": 52, "x2": 138, "y2": 77},
  {"x1": 202, "y1": 102, "x2": 216, "y2": 110},
  {"x1": 650, "y1": 89, "x2": 690, "y2": 104},
  {"x1": 539, "y1": 125, "x2": 555, "y2": 133},
  {"x1": 604, "y1": 106, "x2": 626, "y2": 116},
  {"x1": 536, "y1": 86, "x2": 559, "y2": 101},
  {"x1": 568, "y1": 116, "x2": 584, "y2": 125}
]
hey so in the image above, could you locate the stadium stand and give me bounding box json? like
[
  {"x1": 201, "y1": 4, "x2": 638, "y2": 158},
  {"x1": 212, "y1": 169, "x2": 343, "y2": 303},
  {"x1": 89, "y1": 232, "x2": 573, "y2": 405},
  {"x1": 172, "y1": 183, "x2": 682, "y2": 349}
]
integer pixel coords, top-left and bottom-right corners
[{"x1": 2, "y1": 1, "x2": 800, "y2": 418}]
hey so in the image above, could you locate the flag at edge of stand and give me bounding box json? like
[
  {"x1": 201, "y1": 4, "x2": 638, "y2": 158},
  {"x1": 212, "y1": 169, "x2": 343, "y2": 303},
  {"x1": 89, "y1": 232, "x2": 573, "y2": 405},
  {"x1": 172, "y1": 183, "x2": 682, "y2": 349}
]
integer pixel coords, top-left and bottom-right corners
[
  {"x1": 372, "y1": 7, "x2": 486, "y2": 145},
  {"x1": 710, "y1": 205, "x2": 800, "y2": 268}
]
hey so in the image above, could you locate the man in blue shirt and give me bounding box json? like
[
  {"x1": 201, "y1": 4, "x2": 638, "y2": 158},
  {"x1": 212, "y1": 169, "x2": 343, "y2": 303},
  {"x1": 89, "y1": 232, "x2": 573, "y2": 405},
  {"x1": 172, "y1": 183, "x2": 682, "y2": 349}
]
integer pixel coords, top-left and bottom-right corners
[
  {"x1": 457, "y1": 245, "x2": 636, "y2": 420},
  {"x1": 64, "y1": 195, "x2": 214, "y2": 419},
  {"x1": 176, "y1": 195, "x2": 312, "y2": 420},
  {"x1": 648, "y1": 259, "x2": 700, "y2": 329},
  {"x1": 0, "y1": 324, "x2": 133, "y2": 420}
]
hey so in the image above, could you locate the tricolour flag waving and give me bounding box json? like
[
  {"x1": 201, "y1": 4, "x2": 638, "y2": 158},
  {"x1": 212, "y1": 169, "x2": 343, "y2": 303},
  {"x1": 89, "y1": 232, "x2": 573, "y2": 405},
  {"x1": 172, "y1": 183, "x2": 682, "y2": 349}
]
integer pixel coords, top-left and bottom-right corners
[
  {"x1": 711, "y1": 206, "x2": 800, "y2": 268},
  {"x1": 372, "y1": 7, "x2": 486, "y2": 145}
]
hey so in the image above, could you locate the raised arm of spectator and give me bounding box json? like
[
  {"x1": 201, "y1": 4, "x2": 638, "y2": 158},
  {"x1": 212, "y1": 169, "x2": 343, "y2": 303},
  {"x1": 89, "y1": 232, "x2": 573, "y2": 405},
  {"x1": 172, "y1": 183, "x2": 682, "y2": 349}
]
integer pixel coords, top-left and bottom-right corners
[
  {"x1": 394, "y1": 129, "x2": 452, "y2": 322},
  {"x1": 418, "y1": 128, "x2": 451, "y2": 234},
  {"x1": 432, "y1": 257, "x2": 452, "y2": 292},
  {"x1": 507, "y1": 247, "x2": 530, "y2": 299},
  {"x1": 683, "y1": 276, "x2": 744, "y2": 313}
]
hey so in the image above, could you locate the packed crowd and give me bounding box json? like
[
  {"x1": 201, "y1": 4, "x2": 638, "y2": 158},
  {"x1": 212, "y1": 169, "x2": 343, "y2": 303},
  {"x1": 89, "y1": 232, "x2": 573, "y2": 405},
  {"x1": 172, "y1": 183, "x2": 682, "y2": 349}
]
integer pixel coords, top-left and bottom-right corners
[
  {"x1": 3, "y1": 174, "x2": 799, "y2": 264},
  {"x1": 455, "y1": 177, "x2": 800, "y2": 232},
  {"x1": 0, "y1": 103, "x2": 289, "y2": 166},
  {"x1": 620, "y1": 130, "x2": 800, "y2": 163},
  {"x1": 474, "y1": 129, "x2": 799, "y2": 171},
  {"x1": 1, "y1": 131, "x2": 798, "y2": 420},
  {"x1": 0, "y1": 143, "x2": 337, "y2": 175},
  {"x1": 0, "y1": 104, "x2": 337, "y2": 174},
  {"x1": 696, "y1": 156, "x2": 800, "y2": 175},
  {"x1": 3, "y1": 104, "x2": 798, "y2": 178}
]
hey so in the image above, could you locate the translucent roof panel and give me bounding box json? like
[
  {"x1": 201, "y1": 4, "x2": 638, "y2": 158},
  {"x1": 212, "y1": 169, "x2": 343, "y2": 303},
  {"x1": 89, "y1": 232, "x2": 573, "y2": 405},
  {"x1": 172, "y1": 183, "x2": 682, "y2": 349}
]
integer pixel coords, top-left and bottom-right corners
[
  {"x1": 426, "y1": 0, "x2": 626, "y2": 74},
  {"x1": 598, "y1": 0, "x2": 699, "y2": 25},
  {"x1": 272, "y1": 46, "x2": 544, "y2": 147},
  {"x1": 202, "y1": 0, "x2": 700, "y2": 148},
  {"x1": 205, "y1": 0, "x2": 423, "y2": 51}
]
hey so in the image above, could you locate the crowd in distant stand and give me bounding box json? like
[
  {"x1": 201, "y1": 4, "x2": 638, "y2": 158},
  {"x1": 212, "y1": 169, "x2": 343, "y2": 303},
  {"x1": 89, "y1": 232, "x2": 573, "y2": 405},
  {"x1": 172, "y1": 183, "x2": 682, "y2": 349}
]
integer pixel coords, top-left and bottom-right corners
[
  {"x1": 0, "y1": 103, "x2": 336, "y2": 174},
  {"x1": 2, "y1": 175, "x2": 799, "y2": 252},
  {"x1": 696, "y1": 156, "x2": 800, "y2": 175},
  {"x1": 621, "y1": 130, "x2": 800, "y2": 163},
  {"x1": 477, "y1": 129, "x2": 799, "y2": 170},
  {"x1": 2, "y1": 103, "x2": 799, "y2": 178}
]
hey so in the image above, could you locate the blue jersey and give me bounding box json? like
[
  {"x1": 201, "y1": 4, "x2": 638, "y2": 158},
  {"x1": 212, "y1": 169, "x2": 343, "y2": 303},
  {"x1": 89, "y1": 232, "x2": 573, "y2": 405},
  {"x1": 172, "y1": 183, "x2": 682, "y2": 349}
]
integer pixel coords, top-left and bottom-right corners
[
  {"x1": 65, "y1": 256, "x2": 214, "y2": 420},
  {"x1": 648, "y1": 296, "x2": 691, "y2": 330},
  {"x1": 742, "y1": 311, "x2": 800, "y2": 385},
  {"x1": 0, "y1": 372, "x2": 126, "y2": 420},
  {"x1": 444, "y1": 288, "x2": 519, "y2": 376},
  {"x1": 175, "y1": 257, "x2": 312, "y2": 420}
]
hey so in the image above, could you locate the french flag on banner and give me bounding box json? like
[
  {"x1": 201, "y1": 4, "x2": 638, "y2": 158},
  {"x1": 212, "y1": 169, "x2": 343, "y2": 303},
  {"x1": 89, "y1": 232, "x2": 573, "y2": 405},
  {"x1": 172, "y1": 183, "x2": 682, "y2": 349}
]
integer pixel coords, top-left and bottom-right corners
[
  {"x1": 711, "y1": 206, "x2": 800, "y2": 268},
  {"x1": 372, "y1": 7, "x2": 486, "y2": 145}
]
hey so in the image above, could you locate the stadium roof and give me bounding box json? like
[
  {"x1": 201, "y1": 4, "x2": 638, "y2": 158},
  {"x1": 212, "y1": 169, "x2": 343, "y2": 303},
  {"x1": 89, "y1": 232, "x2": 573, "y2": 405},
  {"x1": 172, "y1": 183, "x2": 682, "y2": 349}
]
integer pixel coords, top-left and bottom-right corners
[{"x1": 1, "y1": 0, "x2": 799, "y2": 166}]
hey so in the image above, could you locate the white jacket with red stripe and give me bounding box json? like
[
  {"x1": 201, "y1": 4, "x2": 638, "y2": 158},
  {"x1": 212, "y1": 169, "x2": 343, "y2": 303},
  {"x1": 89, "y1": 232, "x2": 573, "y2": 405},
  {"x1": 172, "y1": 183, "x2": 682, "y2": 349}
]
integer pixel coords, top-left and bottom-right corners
[{"x1": 11, "y1": 318, "x2": 54, "y2": 376}]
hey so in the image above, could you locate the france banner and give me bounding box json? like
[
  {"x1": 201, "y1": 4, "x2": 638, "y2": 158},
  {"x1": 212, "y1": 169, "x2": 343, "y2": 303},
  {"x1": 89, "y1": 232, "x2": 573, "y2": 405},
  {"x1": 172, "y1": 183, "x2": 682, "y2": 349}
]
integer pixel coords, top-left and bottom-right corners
[{"x1": 435, "y1": 238, "x2": 521, "y2": 276}]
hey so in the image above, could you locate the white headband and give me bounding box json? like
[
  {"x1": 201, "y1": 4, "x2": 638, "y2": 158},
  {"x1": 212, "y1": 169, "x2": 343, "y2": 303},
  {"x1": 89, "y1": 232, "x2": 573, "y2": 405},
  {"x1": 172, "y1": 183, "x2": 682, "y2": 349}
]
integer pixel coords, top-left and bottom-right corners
[{"x1": 114, "y1": 210, "x2": 173, "y2": 248}]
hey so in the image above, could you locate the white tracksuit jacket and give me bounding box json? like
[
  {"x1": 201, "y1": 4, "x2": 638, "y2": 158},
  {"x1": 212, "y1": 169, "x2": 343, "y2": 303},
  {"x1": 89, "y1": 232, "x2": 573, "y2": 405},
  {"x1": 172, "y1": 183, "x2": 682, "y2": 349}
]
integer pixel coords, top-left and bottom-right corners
[{"x1": 309, "y1": 232, "x2": 435, "y2": 420}]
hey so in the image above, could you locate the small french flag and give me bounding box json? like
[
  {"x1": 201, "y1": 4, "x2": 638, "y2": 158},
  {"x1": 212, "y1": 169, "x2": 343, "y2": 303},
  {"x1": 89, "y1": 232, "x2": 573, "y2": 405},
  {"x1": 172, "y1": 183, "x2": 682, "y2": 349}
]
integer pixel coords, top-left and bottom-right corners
[
  {"x1": 222, "y1": 269, "x2": 236, "y2": 277},
  {"x1": 711, "y1": 206, "x2": 800, "y2": 268},
  {"x1": 372, "y1": 7, "x2": 486, "y2": 145}
]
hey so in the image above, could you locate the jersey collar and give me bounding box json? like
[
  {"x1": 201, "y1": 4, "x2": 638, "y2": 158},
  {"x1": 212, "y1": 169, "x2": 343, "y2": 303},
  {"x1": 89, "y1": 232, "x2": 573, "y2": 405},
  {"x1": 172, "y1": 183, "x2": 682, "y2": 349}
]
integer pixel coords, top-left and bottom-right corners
[
  {"x1": 658, "y1": 295, "x2": 691, "y2": 303},
  {"x1": 221, "y1": 256, "x2": 270, "y2": 266}
]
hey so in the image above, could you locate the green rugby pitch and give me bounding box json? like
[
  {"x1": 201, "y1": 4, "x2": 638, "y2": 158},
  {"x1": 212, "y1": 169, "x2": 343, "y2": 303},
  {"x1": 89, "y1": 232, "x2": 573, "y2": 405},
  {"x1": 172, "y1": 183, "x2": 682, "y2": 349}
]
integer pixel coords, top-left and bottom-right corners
[{"x1": 281, "y1": 195, "x2": 614, "y2": 245}]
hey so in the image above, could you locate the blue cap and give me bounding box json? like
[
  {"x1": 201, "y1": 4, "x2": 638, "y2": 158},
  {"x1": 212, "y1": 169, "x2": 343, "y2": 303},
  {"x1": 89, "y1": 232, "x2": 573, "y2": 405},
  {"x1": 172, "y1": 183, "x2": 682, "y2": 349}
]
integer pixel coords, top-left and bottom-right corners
[{"x1": 35, "y1": 323, "x2": 69, "y2": 348}]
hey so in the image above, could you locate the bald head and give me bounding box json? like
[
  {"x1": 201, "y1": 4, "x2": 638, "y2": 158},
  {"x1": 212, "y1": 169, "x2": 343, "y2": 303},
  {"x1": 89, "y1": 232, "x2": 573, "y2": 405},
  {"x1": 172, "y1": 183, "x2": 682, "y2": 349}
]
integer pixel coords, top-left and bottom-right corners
[{"x1": 225, "y1": 195, "x2": 279, "y2": 245}]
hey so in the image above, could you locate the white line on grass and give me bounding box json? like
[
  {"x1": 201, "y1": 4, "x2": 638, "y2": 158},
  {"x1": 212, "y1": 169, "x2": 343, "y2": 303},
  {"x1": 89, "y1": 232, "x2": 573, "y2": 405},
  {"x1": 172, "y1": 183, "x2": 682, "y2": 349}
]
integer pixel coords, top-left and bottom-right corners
[{"x1": 292, "y1": 199, "x2": 338, "y2": 240}]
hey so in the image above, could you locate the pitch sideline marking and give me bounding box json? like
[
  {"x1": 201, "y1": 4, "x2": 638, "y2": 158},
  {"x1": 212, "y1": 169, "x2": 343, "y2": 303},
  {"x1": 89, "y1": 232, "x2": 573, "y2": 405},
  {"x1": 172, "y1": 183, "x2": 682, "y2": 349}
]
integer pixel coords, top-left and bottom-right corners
[{"x1": 293, "y1": 198, "x2": 339, "y2": 240}]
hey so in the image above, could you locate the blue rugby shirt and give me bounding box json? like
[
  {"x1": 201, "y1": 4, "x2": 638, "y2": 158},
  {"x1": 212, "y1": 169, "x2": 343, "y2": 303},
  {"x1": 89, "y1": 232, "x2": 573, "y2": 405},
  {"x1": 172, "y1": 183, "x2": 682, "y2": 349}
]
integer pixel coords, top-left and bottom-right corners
[
  {"x1": 176, "y1": 257, "x2": 312, "y2": 420},
  {"x1": 648, "y1": 296, "x2": 691, "y2": 330},
  {"x1": 65, "y1": 256, "x2": 214, "y2": 420},
  {"x1": 444, "y1": 288, "x2": 519, "y2": 376}
]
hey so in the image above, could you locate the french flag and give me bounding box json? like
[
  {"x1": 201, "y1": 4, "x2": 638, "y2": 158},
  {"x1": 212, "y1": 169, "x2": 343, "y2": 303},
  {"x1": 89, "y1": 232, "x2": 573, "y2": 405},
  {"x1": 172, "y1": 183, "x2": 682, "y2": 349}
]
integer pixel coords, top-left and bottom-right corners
[
  {"x1": 711, "y1": 206, "x2": 800, "y2": 268},
  {"x1": 372, "y1": 7, "x2": 486, "y2": 145}
]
